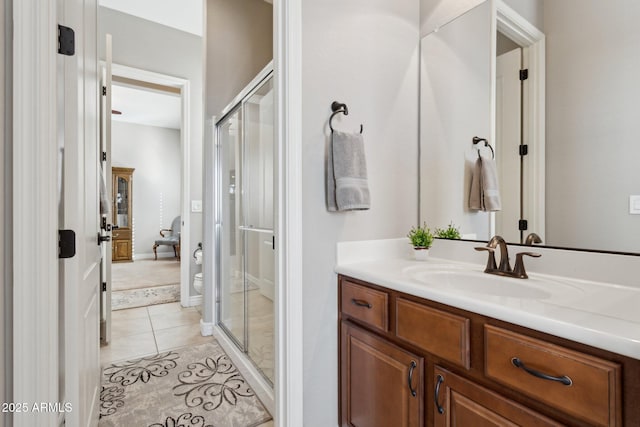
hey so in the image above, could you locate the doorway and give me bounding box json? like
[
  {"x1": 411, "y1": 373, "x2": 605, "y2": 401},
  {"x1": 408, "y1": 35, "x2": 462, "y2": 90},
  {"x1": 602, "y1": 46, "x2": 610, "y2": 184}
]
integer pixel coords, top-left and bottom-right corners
[{"x1": 109, "y1": 76, "x2": 184, "y2": 311}]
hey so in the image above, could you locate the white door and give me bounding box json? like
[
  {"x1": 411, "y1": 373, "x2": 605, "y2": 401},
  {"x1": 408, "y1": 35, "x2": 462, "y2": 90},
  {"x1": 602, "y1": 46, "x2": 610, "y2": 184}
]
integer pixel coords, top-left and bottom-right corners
[
  {"x1": 59, "y1": 0, "x2": 101, "y2": 424},
  {"x1": 495, "y1": 47, "x2": 523, "y2": 243},
  {"x1": 100, "y1": 35, "x2": 113, "y2": 345}
]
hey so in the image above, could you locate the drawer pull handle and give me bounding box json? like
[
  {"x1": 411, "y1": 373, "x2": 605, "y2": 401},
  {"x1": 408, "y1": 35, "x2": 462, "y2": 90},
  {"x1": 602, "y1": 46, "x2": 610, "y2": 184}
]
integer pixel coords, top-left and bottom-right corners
[
  {"x1": 434, "y1": 374, "x2": 445, "y2": 414},
  {"x1": 511, "y1": 357, "x2": 572, "y2": 386},
  {"x1": 351, "y1": 298, "x2": 372, "y2": 309},
  {"x1": 407, "y1": 361, "x2": 417, "y2": 397}
]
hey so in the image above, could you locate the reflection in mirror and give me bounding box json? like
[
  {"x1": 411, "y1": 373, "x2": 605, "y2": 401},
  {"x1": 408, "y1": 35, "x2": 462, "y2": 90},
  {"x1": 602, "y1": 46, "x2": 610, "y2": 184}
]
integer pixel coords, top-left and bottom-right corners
[
  {"x1": 420, "y1": 1, "x2": 492, "y2": 241},
  {"x1": 420, "y1": 0, "x2": 640, "y2": 254}
]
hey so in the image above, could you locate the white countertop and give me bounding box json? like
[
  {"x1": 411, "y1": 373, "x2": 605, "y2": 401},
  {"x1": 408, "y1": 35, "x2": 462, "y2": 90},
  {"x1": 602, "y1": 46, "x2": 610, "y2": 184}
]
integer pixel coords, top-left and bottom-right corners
[{"x1": 336, "y1": 255, "x2": 640, "y2": 359}]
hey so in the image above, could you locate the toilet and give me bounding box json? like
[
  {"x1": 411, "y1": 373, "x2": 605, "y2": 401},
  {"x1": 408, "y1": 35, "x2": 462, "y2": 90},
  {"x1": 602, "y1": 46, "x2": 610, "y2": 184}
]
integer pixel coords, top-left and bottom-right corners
[
  {"x1": 193, "y1": 246, "x2": 203, "y2": 294},
  {"x1": 193, "y1": 273, "x2": 203, "y2": 294}
]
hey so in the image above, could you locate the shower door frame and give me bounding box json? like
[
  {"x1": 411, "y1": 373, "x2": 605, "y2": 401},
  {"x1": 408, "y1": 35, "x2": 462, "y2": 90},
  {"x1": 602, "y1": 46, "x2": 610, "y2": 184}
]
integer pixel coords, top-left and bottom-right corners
[{"x1": 214, "y1": 64, "x2": 275, "y2": 380}]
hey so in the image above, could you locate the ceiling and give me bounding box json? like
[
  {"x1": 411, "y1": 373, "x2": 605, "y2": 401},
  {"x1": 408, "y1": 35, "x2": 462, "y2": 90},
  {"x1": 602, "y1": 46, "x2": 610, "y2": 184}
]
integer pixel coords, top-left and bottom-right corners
[
  {"x1": 99, "y1": 0, "x2": 204, "y2": 36},
  {"x1": 111, "y1": 84, "x2": 182, "y2": 130}
]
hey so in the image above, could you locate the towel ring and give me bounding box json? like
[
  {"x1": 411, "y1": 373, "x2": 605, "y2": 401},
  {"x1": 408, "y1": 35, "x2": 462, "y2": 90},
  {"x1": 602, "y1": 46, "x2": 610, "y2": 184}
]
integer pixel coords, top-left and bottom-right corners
[
  {"x1": 329, "y1": 101, "x2": 363, "y2": 134},
  {"x1": 193, "y1": 242, "x2": 202, "y2": 260},
  {"x1": 473, "y1": 136, "x2": 494, "y2": 159}
]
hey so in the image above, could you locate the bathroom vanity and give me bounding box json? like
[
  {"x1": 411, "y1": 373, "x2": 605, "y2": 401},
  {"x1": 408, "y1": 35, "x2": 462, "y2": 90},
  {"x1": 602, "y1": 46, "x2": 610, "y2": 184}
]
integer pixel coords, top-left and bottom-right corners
[{"x1": 337, "y1": 254, "x2": 640, "y2": 427}]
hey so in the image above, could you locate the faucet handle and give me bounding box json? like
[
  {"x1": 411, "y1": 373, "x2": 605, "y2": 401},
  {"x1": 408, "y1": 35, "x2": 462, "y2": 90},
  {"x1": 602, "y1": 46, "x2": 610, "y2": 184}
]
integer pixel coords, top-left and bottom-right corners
[
  {"x1": 474, "y1": 246, "x2": 497, "y2": 272},
  {"x1": 513, "y1": 251, "x2": 542, "y2": 279}
]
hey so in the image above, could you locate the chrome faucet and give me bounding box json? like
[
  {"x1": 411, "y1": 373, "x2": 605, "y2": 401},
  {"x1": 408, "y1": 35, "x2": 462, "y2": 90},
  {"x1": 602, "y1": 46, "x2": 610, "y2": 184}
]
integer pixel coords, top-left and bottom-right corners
[{"x1": 475, "y1": 235, "x2": 541, "y2": 279}]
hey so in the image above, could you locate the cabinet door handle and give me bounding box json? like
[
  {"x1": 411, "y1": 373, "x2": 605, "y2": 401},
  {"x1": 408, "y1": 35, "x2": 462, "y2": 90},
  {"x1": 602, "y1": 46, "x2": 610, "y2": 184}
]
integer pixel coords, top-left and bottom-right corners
[
  {"x1": 434, "y1": 374, "x2": 445, "y2": 414},
  {"x1": 511, "y1": 357, "x2": 572, "y2": 386},
  {"x1": 350, "y1": 298, "x2": 372, "y2": 309},
  {"x1": 407, "y1": 360, "x2": 417, "y2": 397}
]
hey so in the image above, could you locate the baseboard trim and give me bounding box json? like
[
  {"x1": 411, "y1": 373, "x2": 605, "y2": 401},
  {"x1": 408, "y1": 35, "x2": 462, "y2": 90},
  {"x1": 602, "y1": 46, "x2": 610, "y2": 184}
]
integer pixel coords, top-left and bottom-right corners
[
  {"x1": 134, "y1": 252, "x2": 177, "y2": 261},
  {"x1": 185, "y1": 295, "x2": 202, "y2": 307},
  {"x1": 200, "y1": 319, "x2": 214, "y2": 336}
]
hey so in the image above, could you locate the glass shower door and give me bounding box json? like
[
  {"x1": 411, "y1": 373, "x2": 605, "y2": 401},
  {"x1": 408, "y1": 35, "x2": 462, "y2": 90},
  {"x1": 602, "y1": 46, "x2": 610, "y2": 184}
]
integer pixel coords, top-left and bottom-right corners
[
  {"x1": 217, "y1": 107, "x2": 246, "y2": 350},
  {"x1": 216, "y1": 72, "x2": 275, "y2": 385},
  {"x1": 243, "y1": 78, "x2": 274, "y2": 383}
]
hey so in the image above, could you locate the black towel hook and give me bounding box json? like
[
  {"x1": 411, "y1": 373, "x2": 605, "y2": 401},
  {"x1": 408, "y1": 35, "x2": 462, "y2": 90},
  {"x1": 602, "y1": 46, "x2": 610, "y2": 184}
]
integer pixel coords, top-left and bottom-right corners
[
  {"x1": 329, "y1": 101, "x2": 363, "y2": 134},
  {"x1": 473, "y1": 136, "x2": 494, "y2": 159}
]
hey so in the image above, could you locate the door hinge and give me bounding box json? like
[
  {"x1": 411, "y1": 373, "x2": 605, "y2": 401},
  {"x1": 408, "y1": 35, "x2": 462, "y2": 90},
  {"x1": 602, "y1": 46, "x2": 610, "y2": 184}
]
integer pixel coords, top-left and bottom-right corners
[
  {"x1": 102, "y1": 151, "x2": 107, "y2": 161},
  {"x1": 102, "y1": 282, "x2": 107, "y2": 292},
  {"x1": 57, "y1": 25, "x2": 75, "y2": 56},
  {"x1": 102, "y1": 86, "x2": 107, "y2": 96},
  {"x1": 519, "y1": 144, "x2": 529, "y2": 156},
  {"x1": 519, "y1": 219, "x2": 528, "y2": 231},
  {"x1": 519, "y1": 69, "x2": 529, "y2": 81},
  {"x1": 272, "y1": 235, "x2": 275, "y2": 250},
  {"x1": 58, "y1": 230, "x2": 76, "y2": 259}
]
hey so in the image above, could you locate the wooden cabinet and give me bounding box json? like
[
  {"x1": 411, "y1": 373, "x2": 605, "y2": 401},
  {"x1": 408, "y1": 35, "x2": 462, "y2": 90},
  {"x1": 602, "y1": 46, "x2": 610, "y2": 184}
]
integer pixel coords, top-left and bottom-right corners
[
  {"x1": 485, "y1": 325, "x2": 621, "y2": 427},
  {"x1": 338, "y1": 275, "x2": 636, "y2": 427},
  {"x1": 340, "y1": 321, "x2": 423, "y2": 427},
  {"x1": 433, "y1": 366, "x2": 561, "y2": 427},
  {"x1": 111, "y1": 167, "x2": 134, "y2": 262}
]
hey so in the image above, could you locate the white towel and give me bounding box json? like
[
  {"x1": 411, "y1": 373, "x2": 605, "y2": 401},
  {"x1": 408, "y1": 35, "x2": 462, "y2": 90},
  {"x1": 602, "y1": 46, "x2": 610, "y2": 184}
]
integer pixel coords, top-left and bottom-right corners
[
  {"x1": 327, "y1": 131, "x2": 370, "y2": 211},
  {"x1": 469, "y1": 154, "x2": 501, "y2": 211}
]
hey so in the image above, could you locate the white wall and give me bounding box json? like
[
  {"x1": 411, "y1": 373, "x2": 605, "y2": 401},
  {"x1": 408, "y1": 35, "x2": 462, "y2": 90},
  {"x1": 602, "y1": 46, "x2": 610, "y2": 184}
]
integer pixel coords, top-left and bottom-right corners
[
  {"x1": 111, "y1": 121, "x2": 181, "y2": 258},
  {"x1": 99, "y1": 7, "x2": 203, "y2": 292},
  {"x1": 544, "y1": 0, "x2": 640, "y2": 253},
  {"x1": 301, "y1": 0, "x2": 420, "y2": 424}
]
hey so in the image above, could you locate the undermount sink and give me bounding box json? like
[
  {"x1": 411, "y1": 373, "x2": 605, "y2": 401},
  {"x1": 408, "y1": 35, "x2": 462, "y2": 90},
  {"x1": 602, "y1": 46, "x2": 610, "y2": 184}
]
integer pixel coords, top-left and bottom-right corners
[{"x1": 409, "y1": 269, "x2": 555, "y2": 300}]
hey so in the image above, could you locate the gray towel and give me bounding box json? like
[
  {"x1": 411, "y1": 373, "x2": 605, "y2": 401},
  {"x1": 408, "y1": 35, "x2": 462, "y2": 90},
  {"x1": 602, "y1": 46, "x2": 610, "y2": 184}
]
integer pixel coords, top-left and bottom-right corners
[
  {"x1": 327, "y1": 131, "x2": 370, "y2": 211},
  {"x1": 469, "y1": 154, "x2": 501, "y2": 211}
]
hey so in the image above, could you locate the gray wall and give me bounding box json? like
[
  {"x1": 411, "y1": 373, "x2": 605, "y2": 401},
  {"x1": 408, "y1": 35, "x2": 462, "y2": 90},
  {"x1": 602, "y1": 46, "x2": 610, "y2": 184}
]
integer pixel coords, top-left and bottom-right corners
[
  {"x1": 1, "y1": 0, "x2": 12, "y2": 420},
  {"x1": 111, "y1": 121, "x2": 182, "y2": 259},
  {"x1": 205, "y1": 0, "x2": 273, "y2": 118},
  {"x1": 301, "y1": 0, "x2": 419, "y2": 424},
  {"x1": 544, "y1": 0, "x2": 640, "y2": 252},
  {"x1": 99, "y1": 7, "x2": 203, "y2": 293}
]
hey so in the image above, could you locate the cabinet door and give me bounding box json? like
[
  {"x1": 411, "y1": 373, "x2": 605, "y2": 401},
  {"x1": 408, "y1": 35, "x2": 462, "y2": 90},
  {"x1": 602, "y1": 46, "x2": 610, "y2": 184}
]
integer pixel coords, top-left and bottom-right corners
[
  {"x1": 433, "y1": 366, "x2": 562, "y2": 427},
  {"x1": 112, "y1": 240, "x2": 130, "y2": 261},
  {"x1": 341, "y1": 321, "x2": 423, "y2": 427}
]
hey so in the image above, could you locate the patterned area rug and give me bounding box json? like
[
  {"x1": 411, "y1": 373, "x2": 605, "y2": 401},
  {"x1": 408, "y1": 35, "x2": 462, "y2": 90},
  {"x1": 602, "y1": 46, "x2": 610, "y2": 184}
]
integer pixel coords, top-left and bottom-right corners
[
  {"x1": 112, "y1": 259, "x2": 180, "y2": 291},
  {"x1": 112, "y1": 284, "x2": 180, "y2": 311},
  {"x1": 99, "y1": 341, "x2": 272, "y2": 427}
]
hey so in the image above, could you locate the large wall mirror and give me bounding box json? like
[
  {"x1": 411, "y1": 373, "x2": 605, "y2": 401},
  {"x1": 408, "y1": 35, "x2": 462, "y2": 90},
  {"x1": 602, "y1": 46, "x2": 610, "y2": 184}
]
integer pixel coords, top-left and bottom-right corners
[{"x1": 419, "y1": 0, "x2": 640, "y2": 254}]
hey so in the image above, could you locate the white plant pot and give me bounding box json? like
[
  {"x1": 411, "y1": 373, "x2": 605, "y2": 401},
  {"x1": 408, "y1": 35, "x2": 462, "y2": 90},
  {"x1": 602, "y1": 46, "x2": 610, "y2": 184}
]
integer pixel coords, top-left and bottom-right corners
[{"x1": 413, "y1": 247, "x2": 430, "y2": 261}]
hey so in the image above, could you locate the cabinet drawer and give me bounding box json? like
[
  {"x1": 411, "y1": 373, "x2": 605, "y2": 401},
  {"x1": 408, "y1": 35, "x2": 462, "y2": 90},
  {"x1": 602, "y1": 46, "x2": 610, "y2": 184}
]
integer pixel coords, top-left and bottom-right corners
[
  {"x1": 485, "y1": 325, "x2": 621, "y2": 427},
  {"x1": 396, "y1": 298, "x2": 470, "y2": 369},
  {"x1": 341, "y1": 280, "x2": 388, "y2": 331},
  {"x1": 433, "y1": 366, "x2": 562, "y2": 427},
  {"x1": 112, "y1": 228, "x2": 131, "y2": 240}
]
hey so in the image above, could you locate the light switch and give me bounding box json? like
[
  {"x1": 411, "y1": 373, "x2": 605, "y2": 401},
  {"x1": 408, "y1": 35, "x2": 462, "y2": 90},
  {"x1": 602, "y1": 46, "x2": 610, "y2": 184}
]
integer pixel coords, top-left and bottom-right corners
[
  {"x1": 191, "y1": 200, "x2": 203, "y2": 213},
  {"x1": 630, "y1": 195, "x2": 640, "y2": 215}
]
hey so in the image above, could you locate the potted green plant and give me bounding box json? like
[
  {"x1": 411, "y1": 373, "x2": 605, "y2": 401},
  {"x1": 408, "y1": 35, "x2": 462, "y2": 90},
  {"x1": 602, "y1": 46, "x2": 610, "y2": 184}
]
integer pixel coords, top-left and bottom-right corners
[
  {"x1": 407, "y1": 222, "x2": 434, "y2": 261},
  {"x1": 435, "y1": 222, "x2": 462, "y2": 240}
]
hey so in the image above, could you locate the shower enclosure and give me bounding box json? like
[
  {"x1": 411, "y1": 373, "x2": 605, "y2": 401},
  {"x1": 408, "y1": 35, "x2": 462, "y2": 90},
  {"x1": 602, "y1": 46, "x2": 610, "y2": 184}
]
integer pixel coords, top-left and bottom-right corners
[{"x1": 215, "y1": 67, "x2": 274, "y2": 384}]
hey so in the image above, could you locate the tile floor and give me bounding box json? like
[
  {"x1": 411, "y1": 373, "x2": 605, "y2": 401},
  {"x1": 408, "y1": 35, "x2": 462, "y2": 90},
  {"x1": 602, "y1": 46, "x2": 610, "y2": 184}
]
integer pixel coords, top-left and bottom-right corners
[{"x1": 100, "y1": 302, "x2": 273, "y2": 427}]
